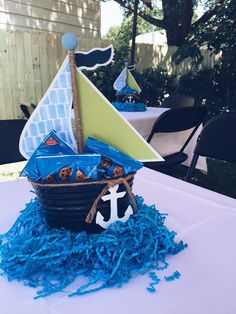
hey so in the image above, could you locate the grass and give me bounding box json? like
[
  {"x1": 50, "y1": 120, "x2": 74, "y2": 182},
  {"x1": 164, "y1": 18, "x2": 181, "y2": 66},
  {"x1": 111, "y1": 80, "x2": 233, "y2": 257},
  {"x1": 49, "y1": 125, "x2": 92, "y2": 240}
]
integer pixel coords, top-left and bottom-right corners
[
  {"x1": 0, "y1": 159, "x2": 235, "y2": 199},
  {"x1": 171, "y1": 159, "x2": 236, "y2": 199}
]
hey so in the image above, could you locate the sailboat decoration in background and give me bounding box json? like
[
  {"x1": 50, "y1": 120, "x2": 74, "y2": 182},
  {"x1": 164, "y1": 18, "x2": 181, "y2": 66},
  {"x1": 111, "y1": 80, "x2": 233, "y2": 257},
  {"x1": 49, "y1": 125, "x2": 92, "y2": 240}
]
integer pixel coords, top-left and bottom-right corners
[
  {"x1": 19, "y1": 37, "x2": 160, "y2": 162},
  {"x1": 113, "y1": 63, "x2": 141, "y2": 93},
  {"x1": 112, "y1": 63, "x2": 147, "y2": 112}
]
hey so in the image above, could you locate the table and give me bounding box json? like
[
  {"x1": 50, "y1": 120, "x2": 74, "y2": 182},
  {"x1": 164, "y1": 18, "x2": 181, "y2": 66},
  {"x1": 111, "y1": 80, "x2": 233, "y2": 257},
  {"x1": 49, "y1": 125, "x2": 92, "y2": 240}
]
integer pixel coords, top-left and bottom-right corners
[
  {"x1": 122, "y1": 107, "x2": 207, "y2": 172},
  {"x1": 1, "y1": 170, "x2": 236, "y2": 314}
]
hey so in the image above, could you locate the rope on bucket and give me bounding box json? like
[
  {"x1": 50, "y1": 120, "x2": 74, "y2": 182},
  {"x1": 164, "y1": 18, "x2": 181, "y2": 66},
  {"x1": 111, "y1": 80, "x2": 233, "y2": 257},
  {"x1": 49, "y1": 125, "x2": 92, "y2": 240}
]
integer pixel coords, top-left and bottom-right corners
[{"x1": 86, "y1": 173, "x2": 137, "y2": 223}]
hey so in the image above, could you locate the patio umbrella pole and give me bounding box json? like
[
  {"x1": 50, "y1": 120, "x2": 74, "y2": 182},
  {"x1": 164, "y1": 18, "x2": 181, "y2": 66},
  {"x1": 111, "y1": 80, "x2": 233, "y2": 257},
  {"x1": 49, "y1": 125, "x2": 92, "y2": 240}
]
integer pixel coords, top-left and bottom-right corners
[{"x1": 130, "y1": 0, "x2": 139, "y2": 66}]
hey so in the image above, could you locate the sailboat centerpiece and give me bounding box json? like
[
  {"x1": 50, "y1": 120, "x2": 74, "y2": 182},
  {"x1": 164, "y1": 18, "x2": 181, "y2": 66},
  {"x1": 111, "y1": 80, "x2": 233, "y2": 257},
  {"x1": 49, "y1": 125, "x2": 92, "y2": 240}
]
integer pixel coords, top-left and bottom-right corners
[
  {"x1": 112, "y1": 63, "x2": 147, "y2": 112},
  {"x1": 19, "y1": 33, "x2": 162, "y2": 233}
]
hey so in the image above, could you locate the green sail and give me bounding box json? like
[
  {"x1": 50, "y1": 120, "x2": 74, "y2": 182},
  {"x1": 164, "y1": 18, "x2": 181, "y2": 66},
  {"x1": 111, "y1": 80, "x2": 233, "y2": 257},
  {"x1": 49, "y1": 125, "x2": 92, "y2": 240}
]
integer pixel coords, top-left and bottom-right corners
[
  {"x1": 127, "y1": 70, "x2": 141, "y2": 93},
  {"x1": 77, "y1": 71, "x2": 162, "y2": 162}
]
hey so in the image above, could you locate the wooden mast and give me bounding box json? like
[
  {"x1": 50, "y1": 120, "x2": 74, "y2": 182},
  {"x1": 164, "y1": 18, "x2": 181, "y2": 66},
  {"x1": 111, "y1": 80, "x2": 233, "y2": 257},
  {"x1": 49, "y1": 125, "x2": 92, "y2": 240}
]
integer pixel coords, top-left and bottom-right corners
[
  {"x1": 125, "y1": 61, "x2": 128, "y2": 86},
  {"x1": 61, "y1": 33, "x2": 83, "y2": 153}
]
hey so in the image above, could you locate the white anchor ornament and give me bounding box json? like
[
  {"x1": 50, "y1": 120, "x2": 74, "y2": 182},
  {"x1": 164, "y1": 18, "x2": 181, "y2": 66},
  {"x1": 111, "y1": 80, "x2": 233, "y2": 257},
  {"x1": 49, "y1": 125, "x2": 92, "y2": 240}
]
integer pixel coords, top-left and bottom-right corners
[{"x1": 96, "y1": 184, "x2": 133, "y2": 229}]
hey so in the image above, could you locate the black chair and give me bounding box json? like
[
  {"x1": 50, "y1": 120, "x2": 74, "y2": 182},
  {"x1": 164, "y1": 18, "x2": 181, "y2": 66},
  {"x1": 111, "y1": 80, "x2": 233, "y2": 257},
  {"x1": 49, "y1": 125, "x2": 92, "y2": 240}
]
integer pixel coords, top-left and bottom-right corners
[
  {"x1": 162, "y1": 95, "x2": 195, "y2": 108},
  {"x1": 144, "y1": 106, "x2": 208, "y2": 173},
  {"x1": 20, "y1": 103, "x2": 36, "y2": 119},
  {"x1": 0, "y1": 119, "x2": 26, "y2": 164},
  {"x1": 186, "y1": 112, "x2": 236, "y2": 181},
  {"x1": 30, "y1": 103, "x2": 37, "y2": 110},
  {"x1": 20, "y1": 104, "x2": 31, "y2": 119}
]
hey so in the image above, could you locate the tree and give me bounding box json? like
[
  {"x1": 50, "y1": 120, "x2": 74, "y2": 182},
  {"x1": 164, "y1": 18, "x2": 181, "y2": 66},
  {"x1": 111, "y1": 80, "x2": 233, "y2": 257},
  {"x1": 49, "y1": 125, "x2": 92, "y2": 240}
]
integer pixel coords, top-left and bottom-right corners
[
  {"x1": 105, "y1": 14, "x2": 156, "y2": 43},
  {"x1": 173, "y1": 0, "x2": 235, "y2": 60},
  {"x1": 173, "y1": 0, "x2": 236, "y2": 111},
  {"x1": 101, "y1": 0, "x2": 236, "y2": 112},
  {"x1": 102, "y1": 0, "x2": 224, "y2": 46}
]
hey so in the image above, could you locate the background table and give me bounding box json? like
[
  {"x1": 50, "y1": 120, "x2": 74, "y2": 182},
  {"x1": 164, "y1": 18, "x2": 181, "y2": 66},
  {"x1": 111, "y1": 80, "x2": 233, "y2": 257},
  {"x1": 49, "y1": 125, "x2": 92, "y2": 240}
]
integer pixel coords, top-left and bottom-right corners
[
  {"x1": 0, "y1": 169, "x2": 236, "y2": 314},
  {"x1": 122, "y1": 107, "x2": 207, "y2": 172}
]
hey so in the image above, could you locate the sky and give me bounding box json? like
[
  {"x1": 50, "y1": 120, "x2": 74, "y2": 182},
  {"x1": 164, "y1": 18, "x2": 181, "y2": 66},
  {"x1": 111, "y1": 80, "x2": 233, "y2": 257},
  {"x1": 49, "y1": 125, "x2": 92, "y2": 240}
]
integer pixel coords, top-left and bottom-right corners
[
  {"x1": 101, "y1": 1, "x2": 123, "y2": 36},
  {"x1": 101, "y1": 1, "x2": 204, "y2": 37}
]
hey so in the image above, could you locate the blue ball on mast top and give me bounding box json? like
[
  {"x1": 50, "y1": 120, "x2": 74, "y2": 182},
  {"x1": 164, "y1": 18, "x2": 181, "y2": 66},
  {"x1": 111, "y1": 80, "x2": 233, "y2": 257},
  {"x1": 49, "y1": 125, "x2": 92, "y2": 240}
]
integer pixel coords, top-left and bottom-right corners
[{"x1": 61, "y1": 33, "x2": 78, "y2": 51}]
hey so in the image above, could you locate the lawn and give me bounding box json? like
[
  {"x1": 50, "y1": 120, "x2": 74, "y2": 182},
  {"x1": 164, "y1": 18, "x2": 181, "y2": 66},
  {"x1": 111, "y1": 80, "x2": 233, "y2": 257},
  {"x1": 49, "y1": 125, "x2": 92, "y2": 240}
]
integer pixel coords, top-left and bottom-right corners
[{"x1": 172, "y1": 159, "x2": 236, "y2": 199}]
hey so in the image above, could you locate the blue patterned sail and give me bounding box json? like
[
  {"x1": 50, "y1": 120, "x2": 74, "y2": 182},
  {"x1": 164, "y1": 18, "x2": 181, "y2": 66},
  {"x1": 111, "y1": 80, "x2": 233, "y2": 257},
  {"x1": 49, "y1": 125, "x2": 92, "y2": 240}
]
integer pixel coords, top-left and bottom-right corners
[
  {"x1": 113, "y1": 66, "x2": 141, "y2": 93},
  {"x1": 113, "y1": 67, "x2": 127, "y2": 91},
  {"x1": 19, "y1": 56, "x2": 76, "y2": 159}
]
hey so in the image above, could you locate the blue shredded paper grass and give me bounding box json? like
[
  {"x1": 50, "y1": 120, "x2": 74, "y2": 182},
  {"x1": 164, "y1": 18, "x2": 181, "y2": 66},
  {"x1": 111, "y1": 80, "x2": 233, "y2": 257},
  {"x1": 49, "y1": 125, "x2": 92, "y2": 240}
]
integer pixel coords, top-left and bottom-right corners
[
  {"x1": 112, "y1": 101, "x2": 147, "y2": 112},
  {"x1": 0, "y1": 195, "x2": 187, "y2": 298}
]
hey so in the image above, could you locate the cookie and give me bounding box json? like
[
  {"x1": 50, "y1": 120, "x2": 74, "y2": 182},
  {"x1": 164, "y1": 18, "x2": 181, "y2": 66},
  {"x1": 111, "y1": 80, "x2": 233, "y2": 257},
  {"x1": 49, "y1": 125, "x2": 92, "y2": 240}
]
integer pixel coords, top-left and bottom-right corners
[
  {"x1": 46, "y1": 174, "x2": 55, "y2": 183},
  {"x1": 59, "y1": 167, "x2": 72, "y2": 181},
  {"x1": 101, "y1": 157, "x2": 112, "y2": 170},
  {"x1": 112, "y1": 166, "x2": 124, "y2": 177},
  {"x1": 76, "y1": 170, "x2": 88, "y2": 181}
]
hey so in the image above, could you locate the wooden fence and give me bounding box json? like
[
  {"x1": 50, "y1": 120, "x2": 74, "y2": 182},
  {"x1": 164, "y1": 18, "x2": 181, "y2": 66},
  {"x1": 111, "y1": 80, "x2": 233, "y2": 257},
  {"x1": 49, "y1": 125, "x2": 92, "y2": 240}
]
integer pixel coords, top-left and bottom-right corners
[
  {"x1": 0, "y1": 0, "x2": 100, "y2": 37},
  {"x1": 135, "y1": 44, "x2": 220, "y2": 74},
  {"x1": 0, "y1": 30, "x2": 220, "y2": 119}
]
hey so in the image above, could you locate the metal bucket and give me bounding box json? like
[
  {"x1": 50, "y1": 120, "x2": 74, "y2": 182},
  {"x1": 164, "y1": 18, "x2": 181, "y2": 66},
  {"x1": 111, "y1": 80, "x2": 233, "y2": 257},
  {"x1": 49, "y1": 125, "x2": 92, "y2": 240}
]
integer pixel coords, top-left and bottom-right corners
[{"x1": 31, "y1": 173, "x2": 136, "y2": 233}]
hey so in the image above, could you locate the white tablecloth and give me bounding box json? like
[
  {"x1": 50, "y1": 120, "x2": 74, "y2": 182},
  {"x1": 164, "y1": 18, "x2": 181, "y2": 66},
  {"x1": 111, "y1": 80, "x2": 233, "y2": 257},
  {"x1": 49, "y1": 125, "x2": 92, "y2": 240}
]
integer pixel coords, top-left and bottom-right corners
[
  {"x1": 122, "y1": 107, "x2": 207, "y2": 172},
  {"x1": 0, "y1": 170, "x2": 236, "y2": 314}
]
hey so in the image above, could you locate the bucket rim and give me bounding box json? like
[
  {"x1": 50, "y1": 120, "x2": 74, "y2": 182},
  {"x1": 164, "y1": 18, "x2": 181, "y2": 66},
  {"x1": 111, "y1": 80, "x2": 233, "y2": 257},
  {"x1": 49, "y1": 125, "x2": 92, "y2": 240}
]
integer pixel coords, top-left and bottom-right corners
[{"x1": 30, "y1": 172, "x2": 136, "y2": 188}]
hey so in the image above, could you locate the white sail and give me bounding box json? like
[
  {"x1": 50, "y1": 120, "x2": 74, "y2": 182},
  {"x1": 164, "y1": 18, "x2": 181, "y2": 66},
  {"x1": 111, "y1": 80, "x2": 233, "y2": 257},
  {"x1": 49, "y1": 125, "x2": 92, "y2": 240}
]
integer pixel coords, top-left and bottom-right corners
[
  {"x1": 113, "y1": 68, "x2": 127, "y2": 91},
  {"x1": 19, "y1": 56, "x2": 76, "y2": 159}
]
